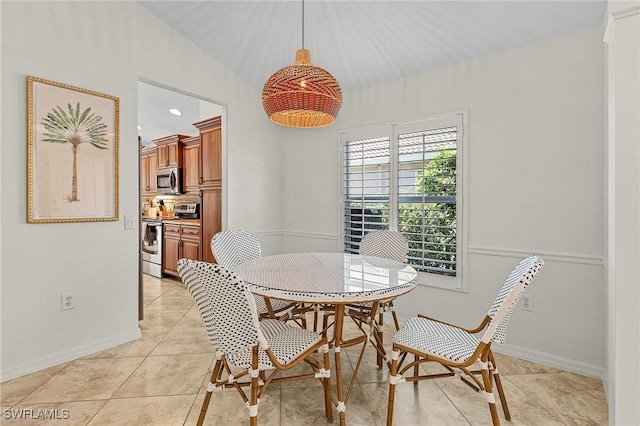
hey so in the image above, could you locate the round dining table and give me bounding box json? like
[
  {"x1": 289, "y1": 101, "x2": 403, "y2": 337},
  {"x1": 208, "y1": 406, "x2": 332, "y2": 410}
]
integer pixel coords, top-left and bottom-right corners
[{"x1": 236, "y1": 252, "x2": 418, "y2": 425}]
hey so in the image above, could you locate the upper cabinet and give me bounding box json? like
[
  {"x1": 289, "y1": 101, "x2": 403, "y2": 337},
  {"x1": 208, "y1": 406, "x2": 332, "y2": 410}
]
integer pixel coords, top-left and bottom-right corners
[
  {"x1": 182, "y1": 135, "x2": 201, "y2": 193},
  {"x1": 193, "y1": 116, "x2": 222, "y2": 264},
  {"x1": 193, "y1": 116, "x2": 222, "y2": 189},
  {"x1": 141, "y1": 146, "x2": 158, "y2": 195},
  {"x1": 153, "y1": 134, "x2": 190, "y2": 168}
]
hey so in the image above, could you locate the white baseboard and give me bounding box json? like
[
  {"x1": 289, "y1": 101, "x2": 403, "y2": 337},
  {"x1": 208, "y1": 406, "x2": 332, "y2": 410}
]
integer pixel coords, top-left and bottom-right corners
[
  {"x1": 0, "y1": 327, "x2": 142, "y2": 383},
  {"x1": 493, "y1": 342, "x2": 604, "y2": 379}
]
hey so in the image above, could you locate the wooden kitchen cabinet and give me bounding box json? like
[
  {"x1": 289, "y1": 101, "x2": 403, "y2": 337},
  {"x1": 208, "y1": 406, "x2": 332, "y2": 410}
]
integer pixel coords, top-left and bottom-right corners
[
  {"x1": 163, "y1": 223, "x2": 201, "y2": 277},
  {"x1": 182, "y1": 136, "x2": 201, "y2": 193},
  {"x1": 141, "y1": 146, "x2": 158, "y2": 195},
  {"x1": 193, "y1": 116, "x2": 221, "y2": 188},
  {"x1": 163, "y1": 224, "x2": 181, "y2": 276},
  {"x1": 200, "y1": 187, "x2": 222, "y2": 264},
  {"x1": 193, "y1": 116, "x2": 223, "y2": 264},
  {"x1": 181, "y1": 225, "x2": 201, "y2": 261},
  {"x1": 153, "y1": 134, "x2": 190, "y2": 168}
]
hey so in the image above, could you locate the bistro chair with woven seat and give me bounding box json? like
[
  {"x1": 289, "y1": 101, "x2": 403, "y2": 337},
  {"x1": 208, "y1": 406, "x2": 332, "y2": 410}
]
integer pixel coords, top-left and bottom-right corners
[
  {"x1": 346, "y1": 230, "x2": 409, "y2": 367},
  {"x1": 211, "y1": 229, "x2": 300, "y2": 323},
  {"x1": 386, "y1": 255, "x2": 544, "y2": 426},
  {"x1": 177, "y1": 259, "x2": 333, "y2": 426}
]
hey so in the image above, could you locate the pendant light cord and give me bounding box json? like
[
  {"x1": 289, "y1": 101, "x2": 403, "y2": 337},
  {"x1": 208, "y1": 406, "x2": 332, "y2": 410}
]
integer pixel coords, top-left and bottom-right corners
[{"x1": 301, "y1": 0, "x2": 305, "y2": 49}]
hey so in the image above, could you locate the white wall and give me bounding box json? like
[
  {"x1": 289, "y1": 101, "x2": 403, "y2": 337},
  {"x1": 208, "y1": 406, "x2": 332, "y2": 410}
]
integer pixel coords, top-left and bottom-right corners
[
  {"x1": 604, "y1": 1, "x2": 640, "y2": 424},
  {"x1": 0, "y1": 0, "x2": 615, "y2": 389},
  {"x1": 0, "y1": 1, "x2": 283, "y2": 381},
  {"x1": 281, "y1": 26, "x2": 606, "y2": 376}
]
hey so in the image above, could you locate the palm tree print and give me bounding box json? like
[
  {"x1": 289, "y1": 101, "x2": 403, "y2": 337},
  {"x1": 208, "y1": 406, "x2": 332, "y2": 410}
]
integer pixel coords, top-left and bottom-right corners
[{"x1": 41, "y1": 102, "x2": 108, "y2": 202}]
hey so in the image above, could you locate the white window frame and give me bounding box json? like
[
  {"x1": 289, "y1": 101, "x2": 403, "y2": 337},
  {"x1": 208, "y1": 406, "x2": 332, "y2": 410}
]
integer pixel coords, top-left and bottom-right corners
[{"x1": 339, "y1": 111, "x2": 468, "y2": 292}]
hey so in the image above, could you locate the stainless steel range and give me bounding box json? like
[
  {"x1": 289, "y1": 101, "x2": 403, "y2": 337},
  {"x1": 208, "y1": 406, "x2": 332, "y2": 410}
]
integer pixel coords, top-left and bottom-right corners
[
  {"x1": 142, "y1": 218, "x2": 163, "y2": 278},
  {"x1": 173, "y1": 203, "x2": 200, "y2": 219}
]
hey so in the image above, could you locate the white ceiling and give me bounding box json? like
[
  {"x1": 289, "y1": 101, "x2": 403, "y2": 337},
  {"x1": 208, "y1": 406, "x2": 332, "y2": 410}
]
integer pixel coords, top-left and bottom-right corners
[
  {"x1": 137, "y1": 0, "x2": 605, "y2": 144},
  {"x1": 137, "y1": 81, "x2": 222, "y2": 146},
  {"x1": 140, "y1": 0, "x2": 606, "y2": 92}
]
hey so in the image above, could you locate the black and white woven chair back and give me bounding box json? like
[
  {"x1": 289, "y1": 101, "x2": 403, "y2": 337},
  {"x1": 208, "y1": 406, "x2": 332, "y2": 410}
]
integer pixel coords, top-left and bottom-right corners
[
  {"x1": 177, "y1": 259, "x2": 262, "y2": 355},
  {"x1": 360, "y1": 230, "x2": 408, "y2": 262},
  {"x1": 482, "y1": 255, "x2": 544, "y2": 345},
  {"x1": 211, "y1": 230, "x2": 262, "y2": 270}
]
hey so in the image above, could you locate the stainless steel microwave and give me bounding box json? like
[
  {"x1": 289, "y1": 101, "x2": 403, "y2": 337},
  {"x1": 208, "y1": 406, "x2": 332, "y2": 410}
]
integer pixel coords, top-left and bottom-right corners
[{"x1": 157, "y1": 167, "x2": 182, "y2": 195}]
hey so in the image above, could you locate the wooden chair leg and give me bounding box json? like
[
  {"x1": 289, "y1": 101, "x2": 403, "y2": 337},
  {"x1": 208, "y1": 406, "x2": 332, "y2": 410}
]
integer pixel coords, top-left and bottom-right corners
[
  {"x1": 489, "y1": 352, "x2": 511, "y2": 420},
  {"x1": 313, "y1": 305, "x2": 319, "y2": 332},
  {"x1": 249, "y1": 347, "x2": 259, "y2": 426},
  {"x1": 263, "y1": 297, "x2": 276, "y2": 319},
  {"x1": 322, "y1": 345, "x2": 334, "y2": 423},
  {"x1": 299, "y1": 306, "x2": 307, "y2": 328},
  {"x1": 480, "y1": 355, "x2": 500, "y2": 426},
  {"x1": 387, "y1": 349, "x2": 399, "y2": 426},
  {"x1": 377, "y1": 309, "x2": 384, "y2": 368},
  {"x1": 389, "y1": 301, "x2": 400, "y2": 331},
  {"x1": 322, "y1": 310, "x2": 331, "y2": 341},
  {"x1": 413, "y1": 355, "x2": 420, "y2": 385},
  {"x1": 197, "y1": 356, "x2": 223, "y2": 426}
]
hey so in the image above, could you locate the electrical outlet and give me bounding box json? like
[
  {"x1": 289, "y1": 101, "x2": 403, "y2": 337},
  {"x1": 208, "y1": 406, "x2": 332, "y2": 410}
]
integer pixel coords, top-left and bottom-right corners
[
  {"x1": 521, "y1": 294, "x2": 533, "y2": 311},
  {"x1": 61, "y1": 293, "x2": 75, "y2": 311}
]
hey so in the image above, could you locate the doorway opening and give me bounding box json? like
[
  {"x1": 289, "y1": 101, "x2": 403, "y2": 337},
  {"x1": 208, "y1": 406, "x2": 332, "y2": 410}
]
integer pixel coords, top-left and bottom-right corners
[{"x1": 137, "y1": 80, "x2": 225, "y2": 320}]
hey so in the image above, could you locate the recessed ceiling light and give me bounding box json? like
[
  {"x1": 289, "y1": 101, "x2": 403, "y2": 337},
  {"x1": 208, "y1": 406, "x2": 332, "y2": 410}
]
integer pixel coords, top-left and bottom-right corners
[
  {"x1": 137, "y1": 125, "x2": 142, "y2": 130},
  {"x1": 169, "y1": 108, "x2": 182, "y2": 116}
]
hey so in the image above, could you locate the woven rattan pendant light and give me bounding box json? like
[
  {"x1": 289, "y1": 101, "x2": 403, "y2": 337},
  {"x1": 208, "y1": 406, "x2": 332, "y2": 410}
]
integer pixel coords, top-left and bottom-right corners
[{"x1": 262, "y1": 0, "x2": 342, "y2": 128}]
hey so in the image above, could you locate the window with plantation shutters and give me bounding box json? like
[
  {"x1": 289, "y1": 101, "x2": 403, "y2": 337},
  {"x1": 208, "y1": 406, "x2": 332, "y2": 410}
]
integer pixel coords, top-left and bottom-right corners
[
  {"x1": 341, "y1": 113, "x2": 465, "y2": 290},
  {"x1": 343, "y1": 133, "x2": 391, "y2": 254}
]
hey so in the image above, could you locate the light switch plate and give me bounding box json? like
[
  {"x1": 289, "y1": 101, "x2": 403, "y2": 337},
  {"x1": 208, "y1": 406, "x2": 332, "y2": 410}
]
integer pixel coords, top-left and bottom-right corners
[{"x1": 124, "y1": 215, "x2": 136, "y2": 230}]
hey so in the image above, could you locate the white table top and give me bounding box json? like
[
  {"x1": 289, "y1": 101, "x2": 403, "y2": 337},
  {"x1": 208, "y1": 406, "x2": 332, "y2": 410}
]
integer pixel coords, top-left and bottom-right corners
[{"x1": 235, "y1": 252, "x2": 418, "y2": 304}]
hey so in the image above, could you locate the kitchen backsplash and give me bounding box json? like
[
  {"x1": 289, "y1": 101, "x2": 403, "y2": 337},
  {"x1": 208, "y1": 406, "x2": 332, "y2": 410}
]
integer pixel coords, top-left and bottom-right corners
[{"x1": 142, "y1": 194, "x2": 200, "y2": 217}]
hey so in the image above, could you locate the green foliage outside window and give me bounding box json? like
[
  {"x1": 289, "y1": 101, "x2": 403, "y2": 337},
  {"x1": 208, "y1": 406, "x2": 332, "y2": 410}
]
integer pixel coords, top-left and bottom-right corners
[{"x1": 399, "y1": 150, "x2": 457, "y2": 276}]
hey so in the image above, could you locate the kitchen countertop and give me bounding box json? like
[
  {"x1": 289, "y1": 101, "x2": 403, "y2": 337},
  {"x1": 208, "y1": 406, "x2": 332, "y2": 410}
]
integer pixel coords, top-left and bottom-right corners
[
  {"x1": 161, "y1": 218, "x2": 200, "y2": 226},
  {"x1": 141, "y1": 216, "x2": 200, "y2": 226}
]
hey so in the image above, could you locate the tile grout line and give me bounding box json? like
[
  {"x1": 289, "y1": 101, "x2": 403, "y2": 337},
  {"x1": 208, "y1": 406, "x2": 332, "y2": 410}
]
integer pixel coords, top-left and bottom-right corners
[
  {"x1": 88, "y1": 277, "x2": 193, "y2": 422},
  {"x1": 432, "y1": 377, "x2": 474, "y2": 425},
  {"x1": 500, "y1": 373, "x2": 577, "y2": 425},
  {"x1": 3, "y1": 366, "x2": 71, "y2": 409}
]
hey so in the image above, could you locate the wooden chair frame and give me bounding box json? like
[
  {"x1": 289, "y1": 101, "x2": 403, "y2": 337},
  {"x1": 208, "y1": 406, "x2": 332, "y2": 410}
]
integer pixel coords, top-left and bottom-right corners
[
  {"x1": 387, "y1": 314, "x2": 509, "y2": 426},
  {"x1": 386, "y1": 255, "x2": 544, "y2": 426},
  {"x1": 178, "y1": 259, "x2": 333, "y2": 426},
  {"x1": 199, "y1": 340, "x2": 333, "y2": 426}
]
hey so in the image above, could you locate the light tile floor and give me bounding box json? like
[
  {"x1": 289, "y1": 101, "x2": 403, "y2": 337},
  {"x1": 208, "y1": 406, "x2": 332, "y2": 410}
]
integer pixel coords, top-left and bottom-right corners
[{"x1": 0, "y1": 274, "x2": 608, "y2": 425}]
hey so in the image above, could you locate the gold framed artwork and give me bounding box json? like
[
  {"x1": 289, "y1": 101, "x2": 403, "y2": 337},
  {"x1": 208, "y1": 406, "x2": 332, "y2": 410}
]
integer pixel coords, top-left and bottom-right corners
[{"x1": 27, "y1": 76, "x2": 119, "y2": 223}]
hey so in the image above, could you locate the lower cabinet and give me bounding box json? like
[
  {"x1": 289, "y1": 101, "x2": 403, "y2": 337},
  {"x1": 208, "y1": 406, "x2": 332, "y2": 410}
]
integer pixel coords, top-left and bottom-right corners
[
  {"x1": 163, "y1": 223, "x2": 201, "y2": 277},
  {"x1": 181, "y1": 225, "x2": 201, "y2": 261}
]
